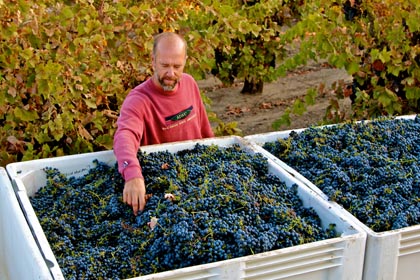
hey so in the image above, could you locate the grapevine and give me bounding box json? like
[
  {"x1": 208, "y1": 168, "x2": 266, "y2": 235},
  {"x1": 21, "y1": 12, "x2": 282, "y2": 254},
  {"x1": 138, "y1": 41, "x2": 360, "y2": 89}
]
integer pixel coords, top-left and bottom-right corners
[
  {"x1": 30, "y1": 144, "x2": 337, "y2": 279},
  {"x1": 263, "y1": 116, "x2": 420, "y2": 232}
]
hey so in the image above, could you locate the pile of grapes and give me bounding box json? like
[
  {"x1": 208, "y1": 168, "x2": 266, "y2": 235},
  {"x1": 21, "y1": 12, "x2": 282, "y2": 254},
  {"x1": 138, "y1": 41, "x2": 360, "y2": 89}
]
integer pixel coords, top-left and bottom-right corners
[
  {"x1": 30, "y1": 144, "x2": 337, "y2": 279},
  {"x1": 263, "y1": 116, "x2": 420, "y2": 232}
]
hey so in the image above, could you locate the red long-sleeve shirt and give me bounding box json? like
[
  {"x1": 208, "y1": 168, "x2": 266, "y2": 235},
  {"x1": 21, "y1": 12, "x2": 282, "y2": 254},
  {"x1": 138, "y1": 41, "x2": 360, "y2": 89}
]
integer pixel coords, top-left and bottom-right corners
[{"x1": 113, "y1": 73, "x2": 214, "y2": 181}]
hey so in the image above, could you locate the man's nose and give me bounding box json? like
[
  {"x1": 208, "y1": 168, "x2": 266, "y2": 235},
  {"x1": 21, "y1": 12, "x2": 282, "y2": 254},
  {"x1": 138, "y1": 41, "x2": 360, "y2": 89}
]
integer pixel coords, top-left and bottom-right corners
[{"x1": 166, "y1": 67, "x2": 175, "y2": 77}]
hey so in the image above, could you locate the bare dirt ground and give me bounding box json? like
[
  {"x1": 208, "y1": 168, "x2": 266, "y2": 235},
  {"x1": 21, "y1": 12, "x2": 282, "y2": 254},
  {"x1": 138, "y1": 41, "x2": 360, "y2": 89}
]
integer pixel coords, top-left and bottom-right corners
[{"x1": 198, "y1": 62, "x2": 353, "y2": 136}]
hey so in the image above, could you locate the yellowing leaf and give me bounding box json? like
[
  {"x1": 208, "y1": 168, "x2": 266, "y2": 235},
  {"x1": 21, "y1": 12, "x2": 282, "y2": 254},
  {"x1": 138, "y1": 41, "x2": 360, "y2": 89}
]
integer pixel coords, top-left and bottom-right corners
[
  {"x1": 378, "y1": 89, "x2": 397, "y2": 107},
  {"x1": 95, "y1": 135, "x2": 113, "y2": 149},
  {"x1": 14, "y1": 107, "x2": 39, "y2": 121},
  {"x1": 84, "y1": 98, "x2": 97, "y2": 109},
  {"x1": 7, "y1": 87, "x2": 17, "y2": 97},
  {"x1": 75, "y1": 84, "x2": 84, "y2": 91},
  {"x1": 78, "y1": 125, "x2": 93, "y2": 140},
  {"x1": 346, "y1": 61, "x2": 360, "y2": 75},
  {"x1": 61, "y1": 6, "x2": 74, "y2": 19},
  {"x1": 379, "y1": 48, "x2": 391, "y2": 63},
  {"x1": 20, "y1": 48, "x2": 33, "y2": 60}
]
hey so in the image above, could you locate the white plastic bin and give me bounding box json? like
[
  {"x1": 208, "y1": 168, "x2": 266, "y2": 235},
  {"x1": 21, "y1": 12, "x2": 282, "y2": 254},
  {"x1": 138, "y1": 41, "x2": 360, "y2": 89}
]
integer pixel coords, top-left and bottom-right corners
[
  {"x1": 0, "y1": 167, "x2": 52, "y2": 280},
  {"x1": 6, "y1": 136, "x2": 366, "y2": 280},
  {"x1": 245, "y1": 115, "x2": 420, "y2": 280}
]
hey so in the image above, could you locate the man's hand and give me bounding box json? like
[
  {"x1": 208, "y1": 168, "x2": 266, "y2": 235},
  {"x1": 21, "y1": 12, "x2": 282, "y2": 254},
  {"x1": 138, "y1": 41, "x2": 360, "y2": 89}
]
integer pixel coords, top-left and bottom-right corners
[{"x1": 123, "y1": 177, "x2": 146, "y2": 216}]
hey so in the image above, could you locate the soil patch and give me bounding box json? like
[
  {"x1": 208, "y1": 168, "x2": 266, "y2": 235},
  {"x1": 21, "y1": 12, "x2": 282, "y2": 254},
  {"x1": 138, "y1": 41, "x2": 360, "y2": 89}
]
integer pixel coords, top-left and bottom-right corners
[{"x1": 198, "y1": 62, "x2": 353, "y2": 136}]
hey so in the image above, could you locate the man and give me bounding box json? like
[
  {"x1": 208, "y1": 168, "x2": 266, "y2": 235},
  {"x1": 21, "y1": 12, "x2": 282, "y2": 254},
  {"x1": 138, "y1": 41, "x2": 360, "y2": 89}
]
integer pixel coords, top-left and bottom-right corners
[{"x1": 113, "y1": 32, "x2": 214, "y2": 215}]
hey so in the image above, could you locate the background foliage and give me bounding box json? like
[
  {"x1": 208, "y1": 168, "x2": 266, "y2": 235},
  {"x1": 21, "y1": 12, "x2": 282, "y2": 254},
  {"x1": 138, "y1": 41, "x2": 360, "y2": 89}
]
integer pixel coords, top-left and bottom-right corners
[
  {"x1": 1, "y1": 0, "x2": 419, "y2": 166},
  {"x1": 1, "y1": 0, "x2": 194, "y2": 165},
  {"x1": 273, "y1": 0, "x2": 420, "y2": 128}
]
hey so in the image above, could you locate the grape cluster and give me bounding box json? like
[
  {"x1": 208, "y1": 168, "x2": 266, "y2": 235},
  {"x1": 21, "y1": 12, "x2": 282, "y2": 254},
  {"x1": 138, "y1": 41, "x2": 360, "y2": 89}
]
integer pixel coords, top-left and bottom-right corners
[
  {"x1": 263, "y1": 116, "x2": 420, "y2": 232},
  {"x1": 30, "y1": 144, "x2": 337, "y2": 279}
]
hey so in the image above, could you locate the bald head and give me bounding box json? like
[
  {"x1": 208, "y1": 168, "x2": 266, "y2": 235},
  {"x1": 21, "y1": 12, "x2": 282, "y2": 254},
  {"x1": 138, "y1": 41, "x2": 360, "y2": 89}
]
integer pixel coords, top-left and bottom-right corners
[
  {"x1": 151, "y1": 32, "x2": 188, "y2": 91},
  {"x1": 153, "y1": 32, "x2": 187, "y2": 59}
]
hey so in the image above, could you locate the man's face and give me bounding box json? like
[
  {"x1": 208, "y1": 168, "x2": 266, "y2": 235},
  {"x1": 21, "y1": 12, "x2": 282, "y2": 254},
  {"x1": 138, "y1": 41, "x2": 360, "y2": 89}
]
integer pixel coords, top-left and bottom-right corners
[{"x1": 152, "y1": 40, "x2": 186, "y2": 91}]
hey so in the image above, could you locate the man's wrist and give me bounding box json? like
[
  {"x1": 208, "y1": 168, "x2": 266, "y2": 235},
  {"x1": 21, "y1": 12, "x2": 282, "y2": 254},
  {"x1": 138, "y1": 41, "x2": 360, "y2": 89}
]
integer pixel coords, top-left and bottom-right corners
[{"x1": 122, "y1": 164, "x2": 143, "y2": 181}]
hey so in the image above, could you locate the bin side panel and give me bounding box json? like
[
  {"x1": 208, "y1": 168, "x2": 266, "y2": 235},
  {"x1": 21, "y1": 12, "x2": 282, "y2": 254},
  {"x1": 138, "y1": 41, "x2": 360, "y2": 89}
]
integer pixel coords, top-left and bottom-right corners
[{"x1": 0, "y1": 168, "x2": 52, "y2": 280}]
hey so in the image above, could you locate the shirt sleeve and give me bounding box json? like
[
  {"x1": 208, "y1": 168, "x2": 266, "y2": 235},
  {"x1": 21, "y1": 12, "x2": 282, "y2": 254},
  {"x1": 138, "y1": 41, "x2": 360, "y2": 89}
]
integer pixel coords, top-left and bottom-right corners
[{"x1": 113, "y1": 93, "x2": 144, "y2": 181}]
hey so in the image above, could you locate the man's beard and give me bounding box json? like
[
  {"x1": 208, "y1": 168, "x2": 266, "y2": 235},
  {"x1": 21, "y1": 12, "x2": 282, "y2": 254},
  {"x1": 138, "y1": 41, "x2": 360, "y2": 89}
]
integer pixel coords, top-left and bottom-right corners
[{"x1": 158, "y1": 75, "x2": 179, "y2": 91}]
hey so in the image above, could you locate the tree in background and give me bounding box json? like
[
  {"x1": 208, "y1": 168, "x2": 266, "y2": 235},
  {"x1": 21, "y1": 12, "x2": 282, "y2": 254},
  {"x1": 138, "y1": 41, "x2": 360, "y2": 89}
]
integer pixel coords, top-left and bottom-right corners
[{"x1": 194, "y1": 0, "x2": 303, "y2": 94}]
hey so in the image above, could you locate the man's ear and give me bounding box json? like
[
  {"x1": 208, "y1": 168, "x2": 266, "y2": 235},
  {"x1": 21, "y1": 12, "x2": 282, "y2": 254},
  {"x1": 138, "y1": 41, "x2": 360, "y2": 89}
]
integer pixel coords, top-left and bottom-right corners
[{"x1": 151, "y1": 53, "x2": 156, "y2": 70}]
